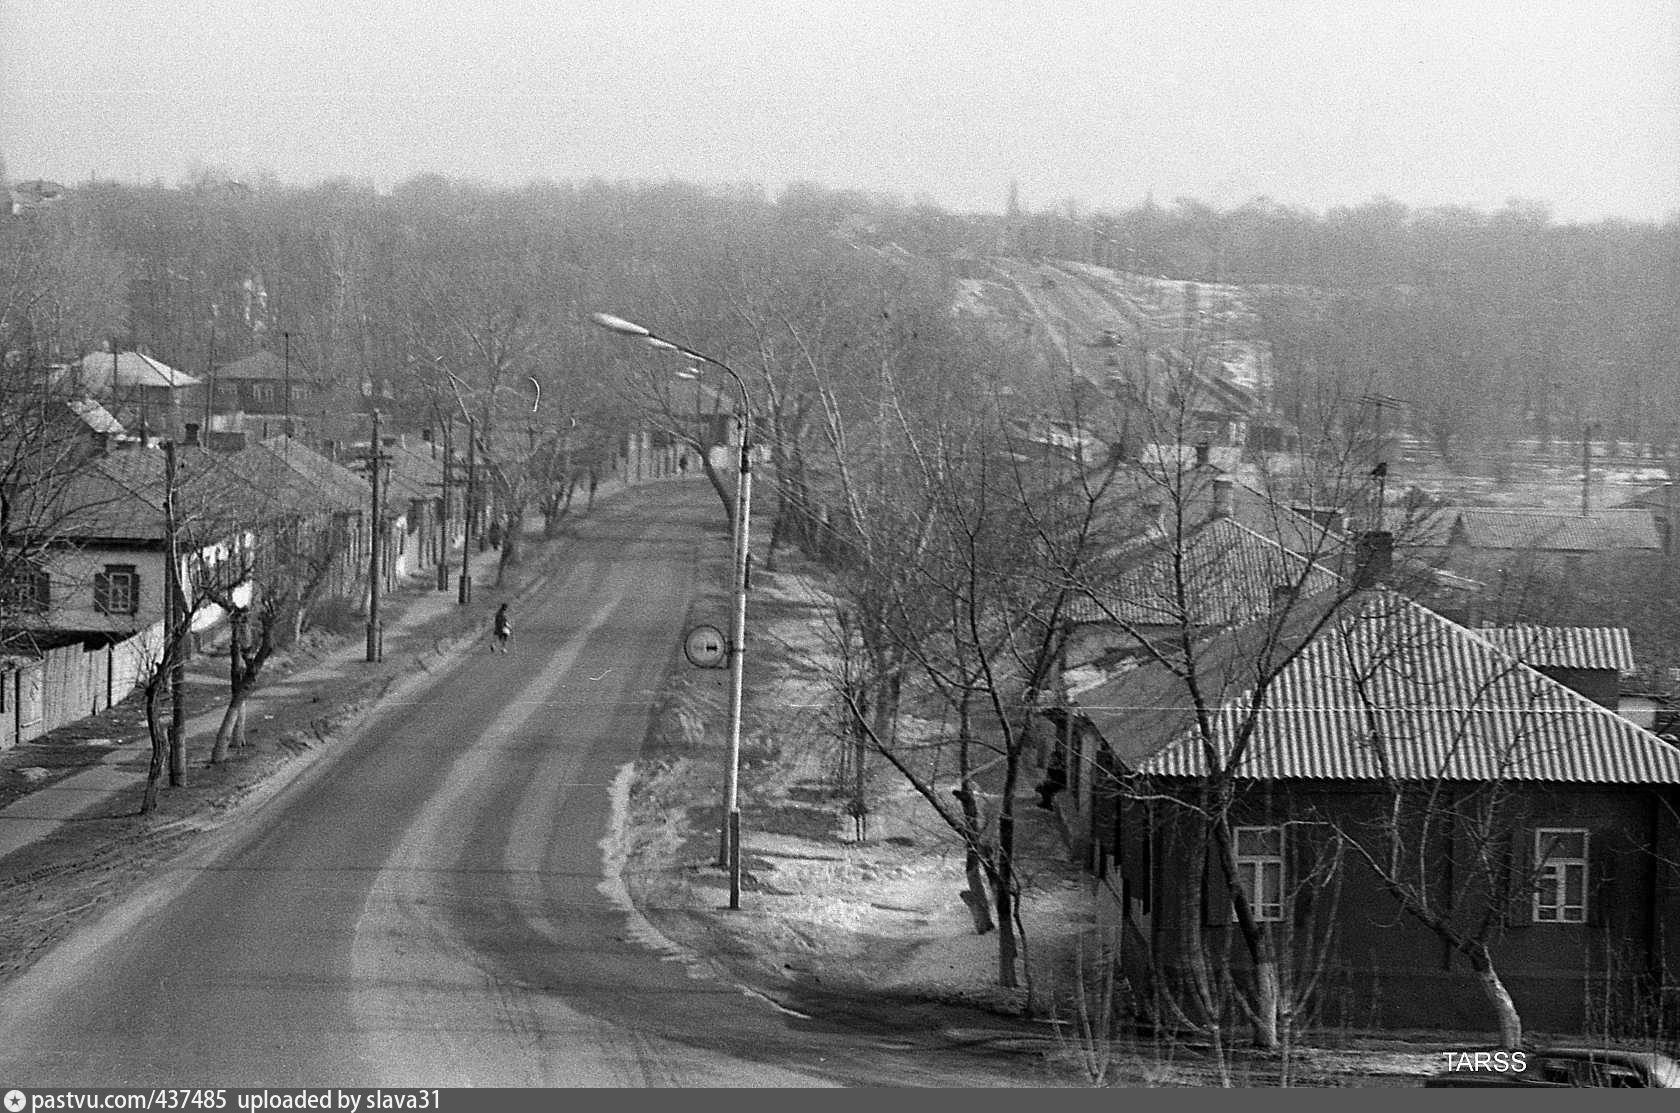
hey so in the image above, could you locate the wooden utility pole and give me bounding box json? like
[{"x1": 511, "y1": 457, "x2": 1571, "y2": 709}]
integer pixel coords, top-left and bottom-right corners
[
  {"x1": 164, "y1": 440, "x2": 188, "y2": 785},
  {"x1": 281, "y1": 330, "x2": 296, "y2": 438},
  {"x1": 458, "y1": 415, "x2": 475, "y2": 605},
  {"x1": 1582, "y1": 422, "x2": 1599, "y2": 516},
  {"x1": 366, "y1": 409, "x2": 384, "y2": 662}
]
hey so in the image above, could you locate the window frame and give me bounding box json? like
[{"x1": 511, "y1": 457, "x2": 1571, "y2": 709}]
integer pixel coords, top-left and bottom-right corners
[
  {"x1": 1532, "y1": 827, "x2": 1589, "y2": 924},
  {"x1": 1, "y1": 564, "x2": 50, "y2": 614},
  {"x1": 1233, "y1": 825, "x2": 1286, "y2": 923},
  {"x1": 94, "y1": 564, "x2": 140, "y2": 616}
]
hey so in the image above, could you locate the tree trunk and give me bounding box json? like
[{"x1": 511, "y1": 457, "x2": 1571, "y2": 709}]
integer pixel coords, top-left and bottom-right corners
[
  {"x1": 994, "y1": 874, "x2": 1018, "y2": 987},
  {"x1": 210, "y1": 686, "x2": 252, "y2": 763},
  {"x1": 957, "y1": 778, "x2": 995, "y2": 935},
  {"x1": 994, "y1": 803, "x2": 1019, "y2": 987},
  {"x1": 142, "y1": 680, "x2": 168, "y2": 814},
  {"x1": 1469, "y1": 944, "x2": 1523, "y2": 1049},
  {"x1": 1251, "y1": 955, "x2": 1282, "y2": 1050},
  {"x1": 497, "y1": 507, "x2": 524, "y2": 583}
]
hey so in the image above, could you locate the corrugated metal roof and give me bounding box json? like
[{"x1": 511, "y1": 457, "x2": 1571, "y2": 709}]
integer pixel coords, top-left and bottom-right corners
[
  {"x1": 1449, "y1": 508, "x2": 1659, "y2": 551},
  {"x1": 1475, "y1": 626, "x2": 1636, "y2": 672},
  {"x1": 1077, "y1": 590, "x2": 1680, "y2": 784}
]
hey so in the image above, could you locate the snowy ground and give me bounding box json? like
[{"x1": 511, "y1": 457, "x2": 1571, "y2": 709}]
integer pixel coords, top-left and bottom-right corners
[{"x1": 615, "y1": 544, "x2": 1460, "y2": 1086}]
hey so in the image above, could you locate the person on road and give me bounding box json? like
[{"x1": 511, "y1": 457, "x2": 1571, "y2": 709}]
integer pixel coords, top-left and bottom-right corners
[{"x1": 491, "y1": 603, "x2": 513, "y2": 653}]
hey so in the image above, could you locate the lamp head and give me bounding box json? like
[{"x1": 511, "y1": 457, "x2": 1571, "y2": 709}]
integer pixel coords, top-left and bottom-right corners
[{"x1": 590, "y1": 312, "x2": 650, "y2": 338}]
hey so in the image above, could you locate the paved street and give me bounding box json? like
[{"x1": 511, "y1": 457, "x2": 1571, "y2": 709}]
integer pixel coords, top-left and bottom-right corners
[{"x1": 0, "y1": 485, "x2": 1034, "y2": 1087}]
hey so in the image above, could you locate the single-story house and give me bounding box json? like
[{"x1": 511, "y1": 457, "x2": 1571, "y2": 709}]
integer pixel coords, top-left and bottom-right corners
[{"x1": 1070, "y1": 586, "x2": 1680, "y2": 1037}]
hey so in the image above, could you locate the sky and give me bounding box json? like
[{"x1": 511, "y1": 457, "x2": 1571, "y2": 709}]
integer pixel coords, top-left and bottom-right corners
[{"x1": 3, "y1": 0, "x2": 1677, "y2": 222}]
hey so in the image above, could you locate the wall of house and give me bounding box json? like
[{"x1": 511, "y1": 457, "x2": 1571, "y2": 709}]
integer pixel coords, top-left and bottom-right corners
[
  {"x1": 1110, "y1": 781, "x2": 1677, "y2": 1038},
  {"x1": 1537, "y1": 666, "x2": 1619, "y2": 709},
  {"x1": 32, "y1": 545, "x2": 167, "y2": 634}
]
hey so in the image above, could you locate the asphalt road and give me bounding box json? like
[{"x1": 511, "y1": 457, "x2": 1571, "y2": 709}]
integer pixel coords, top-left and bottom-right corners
[{"x1": 0, "y1": 484, "x2": 1042, "y2": 1088}]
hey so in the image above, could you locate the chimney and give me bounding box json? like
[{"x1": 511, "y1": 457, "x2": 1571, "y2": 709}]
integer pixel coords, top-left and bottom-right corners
[
  {"x1": 1354, "y1": 530, "x2": 1393, "y2": 587},
  {"x1": 1211, "y1": 477, "x2": 1233, "y2": 520}
]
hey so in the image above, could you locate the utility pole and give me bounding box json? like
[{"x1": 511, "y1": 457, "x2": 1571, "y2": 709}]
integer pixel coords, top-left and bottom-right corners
[
  {"x1": 458, "y1": 415, "x2": 475, "y2": 605},
  {"x1": 164, "y1": 440, "x2": 188, "y2": 786},
  {"x1": 1582, "y1": 422, "x2": 1600, "y2": 516},
  {"x1": 203, "y1": 312, "x2": 216, "y2": 440},
  {"x1": 437, "y1": 414, "x2": 452, "y2": 592},
  {"x1": 366, "y1": 409, "x2": 384, "y2": 662},
  {"x1": 281, "y1": 330, "x2": 295, "y2": 438}
]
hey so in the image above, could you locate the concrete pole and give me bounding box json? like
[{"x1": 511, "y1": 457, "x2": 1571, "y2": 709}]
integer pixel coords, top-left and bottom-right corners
[
  {"x1": 459, "y1": 415, "x2": 475, "y2": 605},
  {"x1": 366, "y1": 409, "x2": 383, "y2": 662},
  {"x1": 722, "y1": 421, "x2": 752, "y2": 911},
  {"x1": 437, "y1": 415, "x2": 452, "y2": 592}
]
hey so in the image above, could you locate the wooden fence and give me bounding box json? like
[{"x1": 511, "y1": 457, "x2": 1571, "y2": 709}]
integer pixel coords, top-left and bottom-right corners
[{"x1": 1, "y1": 621, "x2": 165, "y2": 750}]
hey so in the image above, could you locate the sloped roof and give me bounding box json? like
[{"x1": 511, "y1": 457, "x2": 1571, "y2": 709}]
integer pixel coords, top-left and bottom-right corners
[
  {"x1": 1476, "y1": 626, "x2": 1637, "y2": 673},
  {"x1": 1078, "y1": 589, "x2": 1680, "y2": 784},
  {"x1": 66, "y1": 351, "x2": 201, "y2": 391},
  {"x1": 380, "y1": 440, "x2": 444, "y2": 505},
  {"x1": 1617, "y1": 483, "x2": 1677, "y2": 512},
  {"x1": 212, "y1": 350, "x2": 319, "y2": 383},
  {"x1": 1069, "y1": 517, "x2": 1342, "y2": 627},
  {"x1": 4, "y1": 440, "x2": 366, "y2": 546},
  {"x1": 249, "y1": 436, "x2": 368, "y2": 514},
  {"x1": 65, "y1": 398, "x2": 125, "y2": 435},
  {"x1": 1446, "y1": 508, "x2": 1659, "y2": 552},
  {"x1": 11, "y1": 449, "x2": 169, "y2": 542}
]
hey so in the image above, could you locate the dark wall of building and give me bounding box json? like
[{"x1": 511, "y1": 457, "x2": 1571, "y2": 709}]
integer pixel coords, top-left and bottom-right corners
[
  {"x1": 1111, "y1": 780, "x2": 1679, "y2": 1037},
  {"x1": 1537, "y1": 666, "x2": 1619, "y2": 710}
]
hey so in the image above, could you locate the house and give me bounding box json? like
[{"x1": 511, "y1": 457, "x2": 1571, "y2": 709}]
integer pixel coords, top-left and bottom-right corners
[
  {"x1": 1070, "y1": 586, "x2": 1680, "y2": 1036},
  {"x1": 205, "y1": 350, "x2": 320, "y2": 445},
  {"x1": 209, "y1": 437, "x2": 371, "y2": 603},
  {"x1": 372, "y1": 437, "x2": 447, "y2": 586},
  {"x1": 54, "y1": 351, "x2": 202, "y2": 443},
  {"x1": 1431, "y1": 506, "x2": 1659, "y2": 580},
  {"x1": 1615, "y1": 483, "x2": 1680, "y2": 555},
  {"x1": 3, "y1": 436, "x2": 373, "y2": 641},
  {"x1": 2, "y1": 447, "x2": 192, "y2": 639}
]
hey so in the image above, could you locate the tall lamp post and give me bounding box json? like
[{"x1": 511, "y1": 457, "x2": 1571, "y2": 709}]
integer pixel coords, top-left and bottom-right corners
[{"x1": 591, "y1": 312, "x2": 752, "y2": 910}]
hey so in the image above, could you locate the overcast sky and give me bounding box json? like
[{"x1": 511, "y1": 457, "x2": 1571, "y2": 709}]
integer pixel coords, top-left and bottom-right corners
[{"x1": 3, "y1": 0, "x2": 1677, "y2": 222}]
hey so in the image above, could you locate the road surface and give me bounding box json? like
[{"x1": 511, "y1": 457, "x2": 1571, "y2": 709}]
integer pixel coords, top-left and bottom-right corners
[{"x1": 0, "y1": 485, "x2": 1041, "y2": 1087}]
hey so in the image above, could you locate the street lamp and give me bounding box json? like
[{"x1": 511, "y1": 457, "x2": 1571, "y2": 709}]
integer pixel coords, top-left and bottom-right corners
[{"x1": 591, "y1": 312, "x2": 752, "y2": 910}]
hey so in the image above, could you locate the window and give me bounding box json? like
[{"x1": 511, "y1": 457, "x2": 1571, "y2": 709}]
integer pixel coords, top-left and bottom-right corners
[
  {"x1": 1234, "y1": 826, "x2": 1285, "y2": 922},
  {"x1": 1, "y1": 566, "x2": 50, "y2": 613},
  {"x1": 1533, "y1": 828, "x2": 1588, "y2": 923},
  {"x1": 251, "y1": 383, "x2": 275, "y2": 407},
  {"x1": 93, "y1": 564, "x2": 140, "y2": 615}
]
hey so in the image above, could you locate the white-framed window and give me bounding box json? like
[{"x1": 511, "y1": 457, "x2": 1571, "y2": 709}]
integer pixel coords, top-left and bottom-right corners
[
  {"x1": 1533, "y1": 828, "x2": 1589, "y2": 923},
  {"x1": 94, "y1": 564, "x2": 139, "y2": 615},
  {"x1": 1234, "y1": 826, "x2": 1285, "y2": 922}
]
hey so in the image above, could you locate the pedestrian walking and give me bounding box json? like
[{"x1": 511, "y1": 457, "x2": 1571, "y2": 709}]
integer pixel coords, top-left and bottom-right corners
[{"x1": 491, "y1": 602, "x2": 513, "y2": 653}]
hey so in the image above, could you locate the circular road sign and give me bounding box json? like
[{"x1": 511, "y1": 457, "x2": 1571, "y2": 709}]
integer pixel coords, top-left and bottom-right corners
[{"x1": 684, "y1": 624, "x2": 728, "y2": 669}]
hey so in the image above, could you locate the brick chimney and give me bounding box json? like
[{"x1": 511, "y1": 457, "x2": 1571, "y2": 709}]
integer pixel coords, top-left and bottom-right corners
[
  {"x1": 1354, "y1": 530, "x2": 1393, "y2": 587},
  {"x1": 1211, "y1": 477, "x2": 1233, "y2": 520}
]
